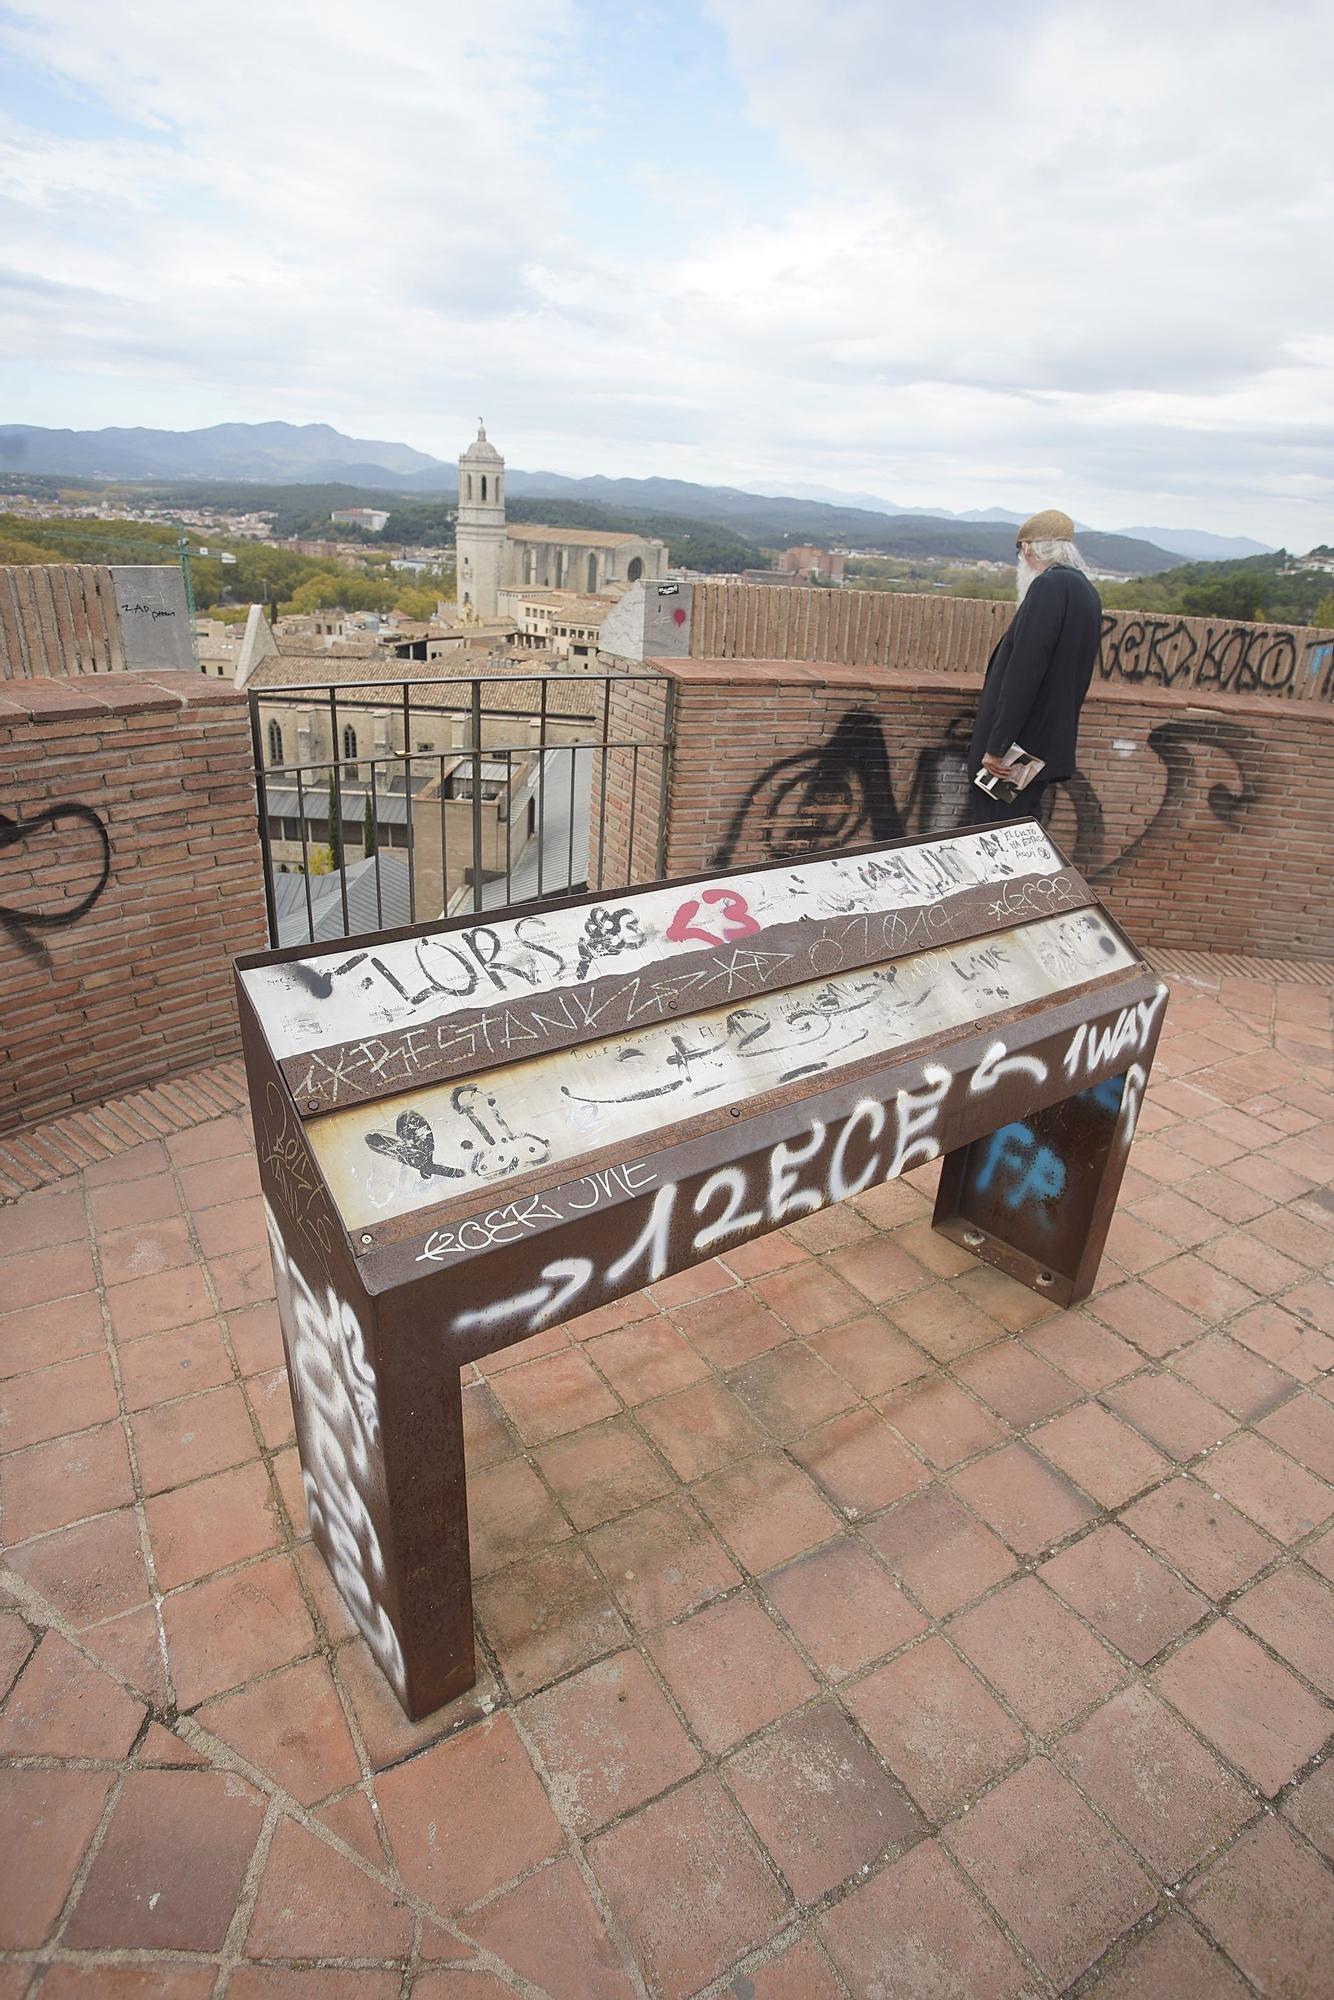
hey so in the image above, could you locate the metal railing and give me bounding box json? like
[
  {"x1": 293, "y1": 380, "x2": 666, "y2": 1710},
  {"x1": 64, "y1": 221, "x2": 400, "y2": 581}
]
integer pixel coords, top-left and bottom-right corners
[{"x1": 248, "y1": 673, "x2": 674, "y2": 947}]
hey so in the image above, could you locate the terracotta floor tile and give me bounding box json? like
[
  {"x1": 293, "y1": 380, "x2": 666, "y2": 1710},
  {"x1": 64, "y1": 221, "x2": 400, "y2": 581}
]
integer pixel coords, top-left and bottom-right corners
[
  {"x1": 98, "y1": 1215, "x2": 196, "y2": 1288},
  {"x1": 879, "y1": 1374, "x2": 1007, "y2": 1468},
  {"x1": 1200, "y1": 1228, "x2": 1306, "y2": 1299},
  {"x1": 1102, "y1": 1211, "x2": 1176, "y2": 1276},
  {"x1": 783, "y1": 1203, "x2": 874, "y2": 1253},
  {"x1": 806, "y1": 1311, "x2": 933, "y2": 1398},
  {"x1": 0, "y1": 1767, "x2": 114, "y2": 1948},
  {"x1": 64, "y1": 1768, "x2": 264, "y2": 1949},
  {"x1": 192, "y1": 1193, "x2": 267, "y2": 1261},
  {"x1": 245, "y1": 1365, "x2": 294, "y2": 1450},
  {"x1": 1121, "y1": 1476, "x2": 1276, "y2": 1597},
  {"x1": 950, "y1": 1442, "x2": 1098, "y2": 1556},
  {"x1": 167, "y1": 1113, "x2": 249, "y2": 1168},
  {"x1": 0, "y1": 1420, "x2": 134, "y2": 1541},
  {"x1": 83, "y1": 1139, "x2": 169, "y2": 1188},
  {"x1": 0, "y1": 1289, "x2": 104, "y2": 1377},
  {"x1": 1230, "y1": 1563, "x2": 1334, "y2": 1696},
  {"x1": 226, "y1": 1301, "x2": 285, "y2": 1378},
  {"x1": 751, "y1": 1260, "x2": 863, "y2": 1338},
  {"x1": 716, "y1": 1936, "x2": 843, "y2": 2000},
  {"x1": 649, "y1": 1258, "x2": 737, "y2": 1309},
  {"x1": 474, "y1": 1540, "x2": 628, "y2": 1696},
  {"x1": 762, "y1": 1536, "x2": 926, "y2": 1680},
  {"x1": 231, "y1": 1972, "x2": 400, "y2": 1999},
  {"x1": 38, "y1": 1968, "x2": 218, "y2": 1999},
  {"x1": 1249, "y1": 1204, "x2": 1334, "y2": 1269},
  {"x1": 0, "y1": 1350, "x2": 118, "y2": 1452},
  {"x1": 1023, "y1": 1313, "x2": 1140, "y2": 1390},
  {"x1": 243, "y1": 1815, "x2": 412, "y2": 1961},
  {"x1": 1284, "y1": 1754, "x2": 1334, "y2": 1862},
  {"x1": 828, "y1": 1233, "x2": 929, "y2": 1305},
  {"x1": 586, "y1": 1317, "x2": 712, "y2": 1402},
  {"x1": 886, "y1": 1283, "x2": 1004, "y2": 1364},
  {"x1": 1257, "y1": 1387, "x2": 1334, "y2": 1479},
  {"x1": 950, "y1": 1575, "x2": 1125, "y2": 1734},
  {"x1": 1056, "y1": 1684, "x2": 1253, "y2": 1878},
  {"x1": 177, "y1": 1153, "x2": 261, "y2": 1212},
  {"x1": 637, "y1": 1375, "x2": 769, "y2": 1481},
  {"x1": 587, "y1": 1773, "x2": 790, "y2": 2000},
  {"x1": 893, "y1": 1216, "x2": 976, "y2": 1278},
  {"x1": 1127, "y1": 1188, "x2": 1226, "y2": 1247},
  {"x1": 1030, "y1": 1400, "x2": 1172, "y2": 1508},
  {"x1": 130, "y1": 1382, "x2": 258, "y2": 1495},
  {"x1": 1157, "y1": 1618, "x2": 1329, "y2": 1796},
  {"x1": 1082, "y1": 1912, "x2": 1251, "y2": 2000},
  {"x1": 0, "y1": 1185, "x2": 85, "y2": 1259},
  {"x1": 819, "y1": 1838, "x2": 1034, "y2": 2000},
  {"x1": 147, "y1": 1460, "x2": 282, "y2": 1590},
  {"x1": 80, "y1": 1601, "x2": 170, "y2": 1709},
  {"x1": 474, "y1": 1324, "x2": 568, "y2": 1375},
  {"x1": 719, "y1": 1230, "x2": 809, "y2": 1278},
  {"x1": 460, "y1": 1856, "x2": 638, "y2": 2000},
  {"x1": 1186, "y1": 1815, "x2": 1334, "y2": 1998},
  {"x1": 197, "y1": 1654, "x2": 360, "y2": 1804},
  {"x1": 487, "y1": 1346, "x2": 619, "y2": 1444},
  {"x1": 1223, "y1": 1152, "x2": 1312, "y2": 1204},
  {"x1": 0, "y1": 1240, "x2": 97, "y2": 1315},
  {"x1": 944, "y1": 1757, "x2": 1155, "y2": 1987},
  {"x1": 862, "y1": 1482, "x2": 1016, "y2": 1616},
  {"x1": 333, "y1": 1634, "x2": 497, "y2": 1773},
  {"x1": 789, "y1": 1405, "x2": 931, "y2": 1518},
  {"x1": 535, "y1": 1415, "x2": 673, "y2": 1530},
  {"x1": 522, "y1": 1647, "x2": 700, "y2": 1831},
  {"x1": 1282, "y1": 1277, "x2": 1334, "y2": 1335},
  {"x1": 726, "y1": 1700, "x2": 922, "y2": 1901},
  {"x1": 0, "y1": 1613, "x2": 33, "y2": 1699},
  {"x1": 1169, "y1": 1332, "x2": 1296, "y2": 1419},
  {"x1": 1142, "y1": 1252, "x2": 1258, "y2": 1322},
  {"x1": 162, "y1": 1553, "x2": 316, "y2": 1707},
  {"x1": 1306, "y1": 1522, "x2": 1334, "y2": 1585},
  {"x1": 1102, "y1": 1371, "x2": 1235, "y2": 1461},
  {"x1": 1229, "y1": 1300, "x2": 1334, "y2": 1379},
  {"x1": 106, "y1": 1263, "x2": 215, "y2": 1343},
  {"x1": 117, "y1": 1318, "x2": 232, "y2": 1411},
  {"x1": 0, "y1": 1630, "x2": 145, "y2": 1760},
  {"x1": 1041, "y1": 1522, "x2": 1208, "y2": 1665},
  {"x1": 376, "y1": 1712, "x2": 564, "y2": 1913},
  {"x1": 952, "y1": 1339, "x2": 1081, "y2": 1428},
  {"x1": 8, "y1": 1507, "x2": 149, "y2": 1629},
  {"x1": 207, "y1": 1243, "x2": 277, "y2": 1312},
  {"x1": 690, "y1": 1450, "x2": 842, "y2": 1573},
  {"x1": 1086, "y1": 1281, "x2": 1203, "y2": 1359},
  {"x1": 90, "y1": 1172, "x2": 181, "y2": 1234},
  {"x1": 584, "y1": 1495, "x2": 741, "y2": 1630},
  {"x1": 648, "y1": 1589, "x2": 817, "y2": 1753},
  {"x1": 460, "y1": 1378, "x2": 516, "y2": 1470},
  {"x1": 1178, "y1": 1171, "x2": 1273, "y2": 1226},
  {"x1": 845, "y1": 1636, "x2": 1025, "y2": 1817},
  {"x1": 664, "y1": 1286, "x2": 796, "y2": 1373},
  {"x1": 729, "y1": 1342, "x2": 857, "y2": 1440},
  {"x1": 465, "y1": 1455, "x2": 572, "y2": 1577},
  {"x1": 950, "y1": 1262, "x2": 1061, "y2": 1334},
  {"x1": 1201, "y1": 1430, "x2": 1333, "y2": 1544}
]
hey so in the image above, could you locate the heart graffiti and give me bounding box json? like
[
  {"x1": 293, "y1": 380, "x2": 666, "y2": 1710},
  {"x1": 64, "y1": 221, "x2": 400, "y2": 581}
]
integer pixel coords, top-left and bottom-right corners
[{"x1": 0, "y1": 803, "x2": 112, "y2": 963}]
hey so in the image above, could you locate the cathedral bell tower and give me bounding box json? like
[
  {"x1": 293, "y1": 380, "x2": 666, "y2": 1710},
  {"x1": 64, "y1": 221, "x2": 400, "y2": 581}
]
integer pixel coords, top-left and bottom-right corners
[{"x1": 454, "y1": 421, "x2": 506, "y2": 619}]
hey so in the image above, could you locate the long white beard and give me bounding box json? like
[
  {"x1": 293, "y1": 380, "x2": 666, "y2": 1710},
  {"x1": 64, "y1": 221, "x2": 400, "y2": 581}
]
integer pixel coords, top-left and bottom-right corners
[{"x1": 1015, "y1": 556, "x2": 1038, "y2": 603}]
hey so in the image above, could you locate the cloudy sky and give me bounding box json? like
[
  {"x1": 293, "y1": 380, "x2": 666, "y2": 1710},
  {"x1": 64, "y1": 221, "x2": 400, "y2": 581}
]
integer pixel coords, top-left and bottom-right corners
[{"x1": 2, "y1": 0, "x2": 1331, "y2": 543}]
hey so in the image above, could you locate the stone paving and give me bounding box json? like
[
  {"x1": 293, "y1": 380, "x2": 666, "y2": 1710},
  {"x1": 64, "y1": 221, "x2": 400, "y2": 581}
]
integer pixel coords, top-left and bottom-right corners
[{"x1": 0, "y1": 963, "x2": 1331, "y2": 1999}]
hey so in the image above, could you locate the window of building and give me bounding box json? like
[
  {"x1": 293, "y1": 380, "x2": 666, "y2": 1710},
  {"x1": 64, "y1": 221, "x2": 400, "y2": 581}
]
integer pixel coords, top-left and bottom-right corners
[
  {"x1": 481, "y1": 475, "x2": 488, "y2": 503},
  {"x1": 627, "y1": 556, "x2": 644, "y2": 583},
  {"x1": 267, "y1": 719, "x2": 283, "y2": 765},
  {"x1": 586, "y1": 553, "x2": 598, "y2": 592}
]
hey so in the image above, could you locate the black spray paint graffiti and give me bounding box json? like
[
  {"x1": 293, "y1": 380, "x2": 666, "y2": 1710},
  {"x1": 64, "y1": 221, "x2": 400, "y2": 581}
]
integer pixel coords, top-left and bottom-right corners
[
  {"x1": 709, "y1": 709, "x2": 1262, "y2": 882},
  {"x1": 1100, "y1": 613, "x2": 1334, "y2": 702},
  {"x1": 0, "y1": 803, "x2": 112, "y2": 964}
]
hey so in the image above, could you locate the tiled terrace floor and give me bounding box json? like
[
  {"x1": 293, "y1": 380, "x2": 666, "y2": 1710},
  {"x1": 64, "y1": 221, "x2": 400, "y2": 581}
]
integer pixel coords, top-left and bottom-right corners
[{"x1": 1, "y1": 963, "x2": 1332, "y2": 1999}]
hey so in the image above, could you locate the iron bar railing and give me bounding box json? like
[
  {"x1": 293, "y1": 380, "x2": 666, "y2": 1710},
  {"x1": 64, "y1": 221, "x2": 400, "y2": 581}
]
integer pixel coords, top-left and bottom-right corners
[{"x1": 249, "y1": 673, "x2": 674, "y2": 948}]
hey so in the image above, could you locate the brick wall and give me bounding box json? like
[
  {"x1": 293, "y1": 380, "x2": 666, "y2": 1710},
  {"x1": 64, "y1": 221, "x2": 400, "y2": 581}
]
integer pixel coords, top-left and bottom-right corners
[
  {"x1": 639, "y1": 659, "x2": 1334, "y2": 962},
  {"x1": 0, "y1": 675, "x2": 268, "y2": 1133},
  {"x1": 595, "y1": 676, "x2": 674, "y2": 889},
  {"x1": 689, "y1": 582, "x2": 1334, "y2": 705}
]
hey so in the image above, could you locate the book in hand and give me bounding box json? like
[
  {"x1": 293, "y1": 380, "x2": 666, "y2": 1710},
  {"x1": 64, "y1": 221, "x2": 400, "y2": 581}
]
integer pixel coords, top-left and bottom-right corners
[{"x1": 973, "y1": 743, "x2": 1047, "y2": 806}]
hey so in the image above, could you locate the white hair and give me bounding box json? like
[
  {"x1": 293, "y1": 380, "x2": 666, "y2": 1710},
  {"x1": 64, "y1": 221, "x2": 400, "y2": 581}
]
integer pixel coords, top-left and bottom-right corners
[{"x1": 1024, "y1": 537, "x2": 1090, "y2": 574}]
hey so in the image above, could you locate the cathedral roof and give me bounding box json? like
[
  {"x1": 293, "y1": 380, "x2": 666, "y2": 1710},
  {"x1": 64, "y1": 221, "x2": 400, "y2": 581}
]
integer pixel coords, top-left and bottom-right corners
[
  {"x1": 460, "y1": 422, "x2": 503, "y2": 466},
  {"x1": 505, "y1": 523, "x2": 649, "y2": 547}
]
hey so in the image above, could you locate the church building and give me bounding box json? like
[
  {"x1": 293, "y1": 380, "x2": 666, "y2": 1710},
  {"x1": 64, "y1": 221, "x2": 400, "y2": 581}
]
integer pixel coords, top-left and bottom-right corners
[{"x1": 454, "y1": 424, "x2": 670, "y2": 617}]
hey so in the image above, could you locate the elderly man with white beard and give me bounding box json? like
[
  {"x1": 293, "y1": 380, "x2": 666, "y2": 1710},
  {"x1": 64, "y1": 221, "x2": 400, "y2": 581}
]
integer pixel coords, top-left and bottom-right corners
[{"x1": 964, "y1": 508, "x2": 1103, "y2": 825}]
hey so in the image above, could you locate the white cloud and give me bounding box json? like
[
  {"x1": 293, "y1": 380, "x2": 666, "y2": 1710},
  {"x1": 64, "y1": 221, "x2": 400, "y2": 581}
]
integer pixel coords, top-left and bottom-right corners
[{"x1": 2, "y1": 0, "x2": 1332, "y2": 541}]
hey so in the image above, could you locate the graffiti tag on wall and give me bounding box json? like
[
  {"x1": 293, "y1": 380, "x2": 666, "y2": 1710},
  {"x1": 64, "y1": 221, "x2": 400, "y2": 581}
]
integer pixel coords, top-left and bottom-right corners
[{"x1": 0, "y1": 803, "x2": 112, "y2": 963}]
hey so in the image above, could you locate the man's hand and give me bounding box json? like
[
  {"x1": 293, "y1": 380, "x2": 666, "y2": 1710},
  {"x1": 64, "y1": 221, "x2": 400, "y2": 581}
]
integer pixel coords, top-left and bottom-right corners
[{"x1": 980, "y1": 752, "x2": 1014, "y2": 779}]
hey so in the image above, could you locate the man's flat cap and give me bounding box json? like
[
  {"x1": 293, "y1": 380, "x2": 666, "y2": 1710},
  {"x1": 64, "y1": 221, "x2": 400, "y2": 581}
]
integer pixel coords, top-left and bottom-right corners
[{"x1": 1016, "y1": 509, "x2": 1076, "y2": 543}]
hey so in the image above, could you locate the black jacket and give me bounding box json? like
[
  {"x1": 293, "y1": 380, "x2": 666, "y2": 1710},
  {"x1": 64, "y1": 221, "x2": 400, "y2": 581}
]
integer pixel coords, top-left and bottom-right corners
[{"x1": 968, "y1": 564, "x2": 1102, "y2": 781}]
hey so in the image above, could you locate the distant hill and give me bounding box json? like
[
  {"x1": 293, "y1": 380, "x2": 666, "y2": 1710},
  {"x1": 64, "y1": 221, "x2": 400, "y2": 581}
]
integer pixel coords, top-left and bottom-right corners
[
  {"x1": 1116, "y1": 525, "x2": 1275, "y2": 561},
  {"x1": 1, "y1": 419, "x2": 1185, "y2": 573}
]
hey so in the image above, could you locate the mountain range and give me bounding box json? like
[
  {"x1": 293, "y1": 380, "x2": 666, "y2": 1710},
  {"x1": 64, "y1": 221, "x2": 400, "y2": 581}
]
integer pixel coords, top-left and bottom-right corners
[{"x1": 0, "y1": 420, "x2": 1273, "y2": 569}]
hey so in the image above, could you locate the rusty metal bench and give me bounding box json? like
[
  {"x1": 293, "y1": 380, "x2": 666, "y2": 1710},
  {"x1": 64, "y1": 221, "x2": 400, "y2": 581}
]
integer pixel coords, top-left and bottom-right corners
[{"x1": 236, "y1": 819, "x2": 1166, "y2": 1718}]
